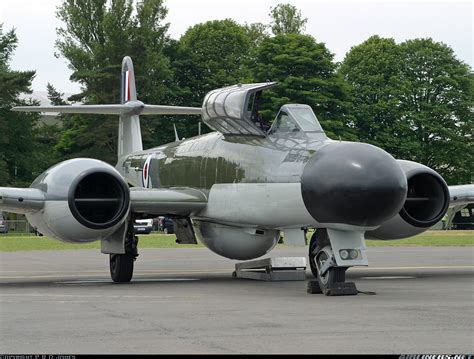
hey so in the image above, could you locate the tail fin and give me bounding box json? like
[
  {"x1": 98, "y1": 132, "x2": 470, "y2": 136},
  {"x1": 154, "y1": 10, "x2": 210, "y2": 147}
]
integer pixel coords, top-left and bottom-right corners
[
  {"x1": 118, "y1": 56, "x2": 142, "y2": 158},
  {"x1": 12, "y1": 56, "x2": 202, "y2": 159},
  {"x1": 121, "y1": 56, "x2": 137, "y2": 104}
]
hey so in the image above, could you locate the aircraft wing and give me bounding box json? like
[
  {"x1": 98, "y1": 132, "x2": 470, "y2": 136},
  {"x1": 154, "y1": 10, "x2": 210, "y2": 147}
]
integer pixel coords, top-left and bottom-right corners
[
  {"x1": 0, "y1": 186, "x2": 207, "y2": 217},
  {"x1": 0, "y1": 187, "x2": 45, "y2": 214},
  {"x1": 130, "y1": 187, "x2": 207, "y2": 216},
  {"x1": 12, "y1": 101, "x2": 202, "y2": 116},
  {"x1": 448, "y1": 184, "x2": 474, "y2": 208}
]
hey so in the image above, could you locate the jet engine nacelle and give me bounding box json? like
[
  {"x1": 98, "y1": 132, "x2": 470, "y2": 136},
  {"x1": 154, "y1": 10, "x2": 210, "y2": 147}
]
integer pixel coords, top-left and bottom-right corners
[
  {"x1": 193, "y1": 220, "x2": 280, "y2": 260},
  {"x1": 27, "y1": 158, "x2": 130, "y2": 243},
  {"x1": 366, "y1": 160, "x2": 449, "y2": 240}
]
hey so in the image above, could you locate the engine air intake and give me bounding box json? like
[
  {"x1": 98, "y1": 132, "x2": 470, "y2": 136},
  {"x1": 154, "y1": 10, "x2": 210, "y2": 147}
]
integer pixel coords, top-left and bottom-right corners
[
  {"x1": 68, "y1": 170, "x2": 130, "y2": 229},
  {"x1": 399, "y1": 172, "x2": 449, "y2": 227}
]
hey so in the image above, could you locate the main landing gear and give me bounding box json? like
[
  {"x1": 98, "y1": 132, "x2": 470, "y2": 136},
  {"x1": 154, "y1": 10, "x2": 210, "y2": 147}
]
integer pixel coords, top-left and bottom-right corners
[
  {"x1": 308, "y1": 229, "x2": 357, "y2": 295},
  {"x1": 110, "y1": 221, "x2": 138, "y2": 283}
]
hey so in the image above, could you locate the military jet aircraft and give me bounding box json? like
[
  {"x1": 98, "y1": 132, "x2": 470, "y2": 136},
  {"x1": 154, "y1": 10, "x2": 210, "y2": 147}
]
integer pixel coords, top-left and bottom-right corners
[{"x1": 1, "y1": 56, "x2": 473, "y2": 291}]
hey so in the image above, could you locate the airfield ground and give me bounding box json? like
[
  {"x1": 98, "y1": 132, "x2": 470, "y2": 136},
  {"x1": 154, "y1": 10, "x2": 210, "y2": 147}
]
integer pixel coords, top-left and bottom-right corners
[{"x1": 0, "y1": 245, "x2": 473, "y2": 354}]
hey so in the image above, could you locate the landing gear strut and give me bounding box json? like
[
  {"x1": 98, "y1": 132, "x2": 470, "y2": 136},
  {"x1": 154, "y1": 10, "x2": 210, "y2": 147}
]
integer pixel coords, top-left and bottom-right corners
[
  {"x1": 309, "y1": 229, "x2": 347, "y2": 292},
  {"x1": 110, "y1": 221, "x2": 138, "y2": 283}
]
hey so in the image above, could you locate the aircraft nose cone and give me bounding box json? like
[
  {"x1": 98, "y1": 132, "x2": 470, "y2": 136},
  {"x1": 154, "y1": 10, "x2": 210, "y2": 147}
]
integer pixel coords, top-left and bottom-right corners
[{"x1": 301, "y1": 142, "x2": 407, "y2": 227}]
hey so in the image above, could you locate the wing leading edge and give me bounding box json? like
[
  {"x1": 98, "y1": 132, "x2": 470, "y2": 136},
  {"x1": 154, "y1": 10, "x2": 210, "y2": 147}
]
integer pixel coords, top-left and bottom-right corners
[
  {"x1": 0, "y1": 187, "x2": 45, "y2": 214},
  {"x1": 448, "y1": 184, "x2": 474, "y2": 208},
  {"x1": 129, "y1": 187, "x2": 207, "y2": 216},
  {"x1": 0, "y1": 186, "x2": 207, "y2": 217},
  {"x1": 12, "y1": 100, "x2": 202, "y2": 116}
]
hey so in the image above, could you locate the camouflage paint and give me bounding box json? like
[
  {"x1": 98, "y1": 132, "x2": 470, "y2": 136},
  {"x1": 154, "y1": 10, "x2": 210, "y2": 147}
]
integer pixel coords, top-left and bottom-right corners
[{"x1": 118, "y1": 130, "x2": 329, "y2": 193}]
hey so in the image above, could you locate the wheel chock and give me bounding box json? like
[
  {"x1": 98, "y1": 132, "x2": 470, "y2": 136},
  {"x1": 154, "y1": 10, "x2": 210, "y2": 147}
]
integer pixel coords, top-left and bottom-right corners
[
  {"x1": 325, "y1": 282, "x2": 358, "y2": 296},
  {"x1": 307, "y1": 280, "x2": 358, "y2": 296},
  {"x1": 307, "y1": 280, "x2": 323, "y2": 294}
]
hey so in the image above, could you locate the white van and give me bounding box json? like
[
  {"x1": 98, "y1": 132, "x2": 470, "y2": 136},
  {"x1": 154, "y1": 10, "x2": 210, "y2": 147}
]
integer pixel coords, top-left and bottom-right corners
[{"x1": 133, "y1": 219, "x2": 153, "y2": 234}]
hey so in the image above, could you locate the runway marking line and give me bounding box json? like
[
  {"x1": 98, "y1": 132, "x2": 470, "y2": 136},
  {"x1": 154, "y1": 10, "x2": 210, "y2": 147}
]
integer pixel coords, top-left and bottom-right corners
[{"x1": 0, "y1": 265, "x2": 472, "y2": 279}]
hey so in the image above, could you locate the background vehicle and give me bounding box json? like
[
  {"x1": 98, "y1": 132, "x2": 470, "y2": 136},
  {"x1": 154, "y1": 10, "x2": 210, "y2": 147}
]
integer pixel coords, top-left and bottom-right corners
[
  {"x1": 162, "y1": 217, "x2": 174, "y2": 234},
  {"x1": 451, "y1": 205, "x2": 474, "y2": 230},
  {"x1": 0, "y1": 213, "x2": 9, "y2": 234},
  {"x1": 133, "y1": 219, "x2": 153, "y2": 234}
]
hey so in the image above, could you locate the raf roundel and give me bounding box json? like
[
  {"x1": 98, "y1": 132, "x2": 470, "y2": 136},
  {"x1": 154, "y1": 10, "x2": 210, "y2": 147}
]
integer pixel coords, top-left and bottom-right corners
[{"x1": 142, "y1": 154, "x2": 153, "y2": 188}]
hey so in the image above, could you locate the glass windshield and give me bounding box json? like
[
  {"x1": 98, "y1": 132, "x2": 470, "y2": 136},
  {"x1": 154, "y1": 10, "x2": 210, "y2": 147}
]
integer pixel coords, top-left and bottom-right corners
[
  {"x1": 270, "y1": 111, "x2": 300, "y2": 134},
  {"x1": 288, "y1": 107, "x2": 323, "y2": 132}
]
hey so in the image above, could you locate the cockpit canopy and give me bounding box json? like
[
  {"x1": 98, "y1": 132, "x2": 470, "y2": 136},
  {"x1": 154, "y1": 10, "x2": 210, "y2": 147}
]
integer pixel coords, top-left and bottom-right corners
[
  {"x1": 201, "y1": 82, "x2": 325, "y2": 137},
  {"x1": 268, "y1": 104, "x2": 324, "y2": 135},
  {"x1": 201, "y1": 82, "x2": 276, "y2": 136}
]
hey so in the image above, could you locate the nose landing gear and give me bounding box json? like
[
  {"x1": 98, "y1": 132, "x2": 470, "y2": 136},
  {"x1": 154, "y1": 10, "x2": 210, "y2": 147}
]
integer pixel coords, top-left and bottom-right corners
[{"x1": 308, "y1": 229, "x2": 358, "y2": 296}]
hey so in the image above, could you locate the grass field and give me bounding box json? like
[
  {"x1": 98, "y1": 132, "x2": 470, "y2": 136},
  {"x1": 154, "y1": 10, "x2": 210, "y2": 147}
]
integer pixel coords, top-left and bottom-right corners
[
  {"x1": 0, "y1": 230, "x2": 472, "y2": 252},
  {"x1": 0, "y1": 234, "x2": 202, "y2": 252},
  {"x1": 364, "y1": 230, "x2": 473, "y2": 247}
]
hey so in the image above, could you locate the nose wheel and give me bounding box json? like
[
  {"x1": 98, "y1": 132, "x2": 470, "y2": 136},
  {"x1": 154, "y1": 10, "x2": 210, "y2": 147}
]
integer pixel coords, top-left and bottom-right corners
[
  {"x1": 309, "y1": 229, "x2": 347, "y2": 291},
  {"x1": 109, "y1": 220, "x2": 138, "y2": 283}
]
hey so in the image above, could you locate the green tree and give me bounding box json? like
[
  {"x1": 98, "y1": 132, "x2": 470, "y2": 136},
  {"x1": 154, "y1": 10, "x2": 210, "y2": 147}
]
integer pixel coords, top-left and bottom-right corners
[
  {"x1": 0, "y1": 24, "x2": 43, "y2": 186},
  {"x1": 160, "y1": 19, "x2": 254, "y2": 142},
  {"x1": 398, "y1": 38, "x2": 473, "y2": 184},
  {"x1": 55, "y1": 0, "x2": 172, "y2": 162},
  {"x1": 251, "y1": 34, "x2": 355, "y2": 140},
  {"x1": 46, "y1": 82, "x2": 67, "y2": 105},
  {"x1": 340, "y1": 36, "x2": 473, "y2": 184},
  {"x1": 244, "y1": 22, "x2": 270, "y2": 47},
  {"x1": 173, "y1": 19, "x2": 252, "y2": 104},
  {"x1": 269, "y1": 3, "x2": 308, "y2": 35},
  {"x1": 339, "y1": 36, "x2": 405, "y2": 155},
  {"x1": 32, "y1": 83, "x2": 66, "y2": 169}
]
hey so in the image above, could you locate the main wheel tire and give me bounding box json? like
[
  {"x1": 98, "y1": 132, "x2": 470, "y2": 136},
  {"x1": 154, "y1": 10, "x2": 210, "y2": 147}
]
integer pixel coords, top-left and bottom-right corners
[
  {"x1": 309, "y1": 230, "x2": 346, "y2": 290},
  {"x1": 110, "y1": 254, "x2": 134, "y2": 283},
  {"x1": 314, "y1": 247, "x2": 346, "y2": 288}
]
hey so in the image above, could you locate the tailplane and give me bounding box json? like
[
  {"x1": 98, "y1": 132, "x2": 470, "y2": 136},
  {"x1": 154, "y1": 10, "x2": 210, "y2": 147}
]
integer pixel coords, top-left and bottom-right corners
[{"x1": 12, "y1": 56, "x2": 202, "y2": 159}]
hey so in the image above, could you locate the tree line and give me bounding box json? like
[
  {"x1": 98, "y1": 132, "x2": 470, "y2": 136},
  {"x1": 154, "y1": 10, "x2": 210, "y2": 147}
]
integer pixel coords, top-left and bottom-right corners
[{"x1": 0, "y1": 1, "x2": 472, "y2": 187}]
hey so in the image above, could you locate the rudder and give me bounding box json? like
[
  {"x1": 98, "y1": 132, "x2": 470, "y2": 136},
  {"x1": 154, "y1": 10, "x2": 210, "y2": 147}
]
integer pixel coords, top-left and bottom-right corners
[
  {"x1": 118, "y1": 56, "x2": 142, "y2": 158},
  {"x1": 121, "y1": 56, "x2": 137, "y2": 104}
]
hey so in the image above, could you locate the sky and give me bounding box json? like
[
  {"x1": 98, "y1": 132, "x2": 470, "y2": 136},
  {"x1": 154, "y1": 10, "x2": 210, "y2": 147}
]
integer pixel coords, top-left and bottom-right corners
[{"x1": 1, "y1": 0, "x2": 472, "y2": 94}]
